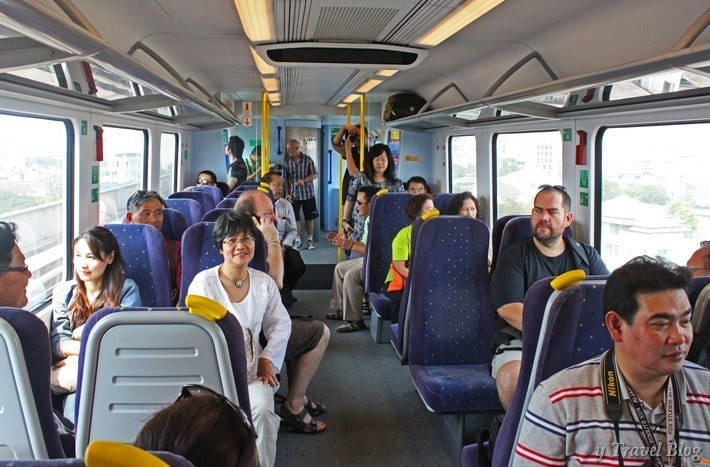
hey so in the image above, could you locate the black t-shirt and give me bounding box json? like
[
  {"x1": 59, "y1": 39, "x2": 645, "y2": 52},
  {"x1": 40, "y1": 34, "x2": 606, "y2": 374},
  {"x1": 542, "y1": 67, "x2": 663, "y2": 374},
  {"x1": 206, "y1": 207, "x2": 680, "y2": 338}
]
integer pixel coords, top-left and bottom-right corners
[
  {"x1": 229, "y1": 159, "x2": 248, "y2": 187},
  {"x1": 490, "y1": 236, "x2": 609, "y2": 343}
]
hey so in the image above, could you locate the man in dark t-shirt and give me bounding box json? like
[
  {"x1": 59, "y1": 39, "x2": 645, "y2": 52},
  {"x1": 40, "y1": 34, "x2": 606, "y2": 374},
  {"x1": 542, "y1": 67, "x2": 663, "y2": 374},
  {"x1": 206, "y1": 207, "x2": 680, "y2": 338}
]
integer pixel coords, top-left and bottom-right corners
[
  {"x1": 226, "y1": 135, "x2": 248, "y2": 190},
  {"x1": 489, "y1": 185, "x2": 609, "y2": 410}
]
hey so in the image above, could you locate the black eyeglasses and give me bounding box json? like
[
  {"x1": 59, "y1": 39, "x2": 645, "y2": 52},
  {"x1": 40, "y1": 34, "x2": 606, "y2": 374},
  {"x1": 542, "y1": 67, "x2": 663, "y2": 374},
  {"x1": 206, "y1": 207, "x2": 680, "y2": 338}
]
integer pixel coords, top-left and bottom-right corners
[
  {"x1": 538, "y1": 184, "x2": 568, "y2": 193},
  {"x1": 177, "y1": 384, "x2": 256, "y2": 439},
  {"x1": 0, "y1": 264, "x2": 29, "y2": 273}
]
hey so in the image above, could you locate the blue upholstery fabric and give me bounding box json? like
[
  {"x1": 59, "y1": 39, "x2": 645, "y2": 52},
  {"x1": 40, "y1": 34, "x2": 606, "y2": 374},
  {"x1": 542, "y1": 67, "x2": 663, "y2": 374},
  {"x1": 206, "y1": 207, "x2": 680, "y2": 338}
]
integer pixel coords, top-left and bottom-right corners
[
  {"x1": 216, "y1": 198, "x2": 237, "y2": 209},
  {"x1": 388, "y1": 216, "x2": 426, "y2": 361},
  {"x1": 0, "y1": 452, "x2": 194, "y2": 466},
  {"x1": 161, "y1": 208, "x2": 188, "y2": 242},
  {"x1": 490, "y1": 215, "x2": 519, "y2": 275},
  {"x1": 492, "y1": 278, "x2": 611, "y2": 465},
  {"x1": 185, "y1": 185, "x2": 223, "y2": 205},
  {"x1": 407, "y1": 217, "x2": 501, "y2": 414},
  {"x1": 104, "y1": 224, "x2": 171, "y2": 307},
  {"x1": 433, "y1": 193, "x2": 456, "y2": 212},
  {"x1": 201, "y1": 208, "x2": 232, "y2": 222},
  {"x1": 165, "y1": 198, "x2": 203, "y2": 226},
  {"x1": 75, "y1": 307, "x2": 252, "y2": 442},
  {"x1": 226, "y1": 182, "x2": 259, "y2": 198},
  {"x1": 461, "y1": 443, "x2": 482, "y2": 467},
  {"x1": 0, "y1": 308, "x2": 66, "y2": 459},
  {"x1": 178, "y1": 222, "x2": 267, "y2": 306},
  {"x1": 363, "y1": 192, "x2": 411, "y2": 319},
  {"x1": 168, "y1": 191, "x2": 216, "y2": 213}
]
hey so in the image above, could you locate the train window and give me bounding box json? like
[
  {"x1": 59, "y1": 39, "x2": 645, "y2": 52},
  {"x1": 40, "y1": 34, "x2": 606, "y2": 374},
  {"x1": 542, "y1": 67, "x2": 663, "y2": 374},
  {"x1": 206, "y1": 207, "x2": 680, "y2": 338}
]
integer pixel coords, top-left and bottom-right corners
[
  {"x1": 598, "y1": 123, "x2": 709, "y2": 270},
  {"x1": 8, "y1": 64, "x2": 61, "y2": 87},
  {"x1": 0, "y1": 113, "x2": 71, "y2": 309},
  {"x1": 449, "y1": 135, "x2": 477, "y2": 193},
  {"x1": 494, "y1": 131, "x2": 562, "y2": 216},
  {"x1": 159, "y1": 133, "x2": 179, "y2": 198},
  {"x1": 92, "y1": 65, "x2": 136, "y2": 100},
  {"x1": 99, "y1": 126, "x2": 147, "y2": 224}
]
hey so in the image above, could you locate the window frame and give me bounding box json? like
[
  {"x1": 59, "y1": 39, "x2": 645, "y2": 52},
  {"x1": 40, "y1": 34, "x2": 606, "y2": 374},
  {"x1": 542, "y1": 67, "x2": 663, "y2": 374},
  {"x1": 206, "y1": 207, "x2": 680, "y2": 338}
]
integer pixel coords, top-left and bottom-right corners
[{"x1": 159, "y1": 131, "x2": 179, "y2": 197}]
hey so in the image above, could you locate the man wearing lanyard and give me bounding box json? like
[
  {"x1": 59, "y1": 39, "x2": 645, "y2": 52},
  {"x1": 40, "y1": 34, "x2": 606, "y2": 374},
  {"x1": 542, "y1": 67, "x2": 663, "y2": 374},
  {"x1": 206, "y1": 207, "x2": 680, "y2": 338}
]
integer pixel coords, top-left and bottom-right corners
[{"x1": 513, "y1": 256, "x2": 708, "y2": 466}]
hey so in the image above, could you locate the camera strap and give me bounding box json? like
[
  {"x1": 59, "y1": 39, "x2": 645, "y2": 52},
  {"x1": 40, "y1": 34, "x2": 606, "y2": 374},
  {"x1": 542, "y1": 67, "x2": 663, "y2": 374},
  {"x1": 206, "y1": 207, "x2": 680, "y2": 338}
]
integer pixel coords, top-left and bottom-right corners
[{"x1": 601, "y1": 349, "x2": 681, "y2": 467}]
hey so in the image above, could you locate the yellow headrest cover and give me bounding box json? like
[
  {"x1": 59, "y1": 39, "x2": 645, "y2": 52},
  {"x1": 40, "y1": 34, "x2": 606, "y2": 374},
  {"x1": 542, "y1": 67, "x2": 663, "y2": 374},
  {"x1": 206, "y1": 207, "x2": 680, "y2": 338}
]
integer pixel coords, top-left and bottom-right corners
[
  {"x1": 85, "y1": 440, "x2": 168, "y2": 467},
  {"x1": 375, "y1": 188, "x2": 389, "y2": 196},
  {"x1": 550, "y1": 269, "x2": 586, "y2": 291},
  {"x1": 422, "y1": 208, "x2": 439, "y2": 221},
  {"x1": 186, "y1": 294, "x2": 228, "y2": 321}
]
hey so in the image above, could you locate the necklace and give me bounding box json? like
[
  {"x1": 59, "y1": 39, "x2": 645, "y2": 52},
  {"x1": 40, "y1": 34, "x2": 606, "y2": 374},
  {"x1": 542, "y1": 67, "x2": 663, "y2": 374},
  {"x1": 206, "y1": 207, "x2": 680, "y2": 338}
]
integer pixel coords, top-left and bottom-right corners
[{"x1": 221, "y1": 268, "x2": 249, "y2": 288}]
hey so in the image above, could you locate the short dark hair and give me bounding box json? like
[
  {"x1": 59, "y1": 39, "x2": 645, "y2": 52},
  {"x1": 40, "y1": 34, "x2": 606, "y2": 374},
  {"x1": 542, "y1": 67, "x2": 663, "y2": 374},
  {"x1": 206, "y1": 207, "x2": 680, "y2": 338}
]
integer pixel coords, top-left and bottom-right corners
[
  {"x1": 446, "y1": 191, "x2": 480, "y2": 218},
  {"x1": 535, "y1": 185, "x2": 571, "y2": 211},
  {"x1": 134, "y1": 394, "x2": 257, "y2": 467},
  {"x1": 212, "y1": 211, "x2": 259, "y2": 250},
  {"x1": 404, "y1": 176, "x2": 431, "y2": 193},
  {"x1": 604, "y1": 256, "x2": 692, "y2": 324},
  {"x1": 364, "y1": 143, "x2": 396, "y2": 183},
  {"x1": 197, "y1": 170, "x2": 217, "y2": 183},
  {"x1": 260, "y1": 171, "x2": 282, "y2": 185},
  {"x1": 0, "y1": 221, "x2": 18, "y2": 267},
  {"x1": 227, "y1": 136, "x2": 245, "y2": 159},
  {"x1": 126, "y1": 190, "x2": 166, "y2": 212},
  {"x1": 357, "y1": 186, "x2": 380, "y2": 204},
  {"x1": 405, "y1": 193, "x2": 434, "y2": 220}
]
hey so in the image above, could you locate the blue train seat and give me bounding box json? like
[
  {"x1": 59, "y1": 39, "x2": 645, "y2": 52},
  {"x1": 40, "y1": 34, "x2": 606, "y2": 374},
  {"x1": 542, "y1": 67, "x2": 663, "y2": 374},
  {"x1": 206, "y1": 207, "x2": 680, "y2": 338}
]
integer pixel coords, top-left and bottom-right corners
[
  {"x1": 168, "y1": 191, "x2": 216, "y2": 213},
  {"x1": 489, "y1": 215, "x2": 519, "y2": 275},
  {"x1": 433, "y1": 192, "x2": 456, "y2": 212},
  {"x1": 178, "y1": 222, "x2": 267, "y2": 306},
  {"x1": 216, "y1": 198, "x2": 237, "y2": 209},
  {"x1": 104, "y1": 224, "x2": 171, "y2": 307},
  {"x1": 0, "y1": 308, "x2": 66, "y2": 459},
  {"x1": 165, "y1": 198, "x2": 203, "y2": 226},
  {"x1": 74, "y1": 306, "x2": 250, "y2": 457},
  {"x1": 201, "y1": 208, "x2": 232, "y2": 222},
  {"x1": 362, "y1": 192, "x2": 412, "y2": 342},
  {"x1": 160, "y1": 208, "x2": 188, "y2": 242},
  {"x1": 184, "y1": 185, "x2": 223, "y2": 206}
]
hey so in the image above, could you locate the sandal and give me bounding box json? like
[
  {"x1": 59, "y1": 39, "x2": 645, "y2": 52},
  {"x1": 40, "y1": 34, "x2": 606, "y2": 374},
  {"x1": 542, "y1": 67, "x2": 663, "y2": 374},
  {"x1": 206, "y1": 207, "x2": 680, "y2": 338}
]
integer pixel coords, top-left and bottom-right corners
[
  {"x1": 278, "y1": 405, "x2": 326, "y2": 434},
  {"x1": 305, "y1": 397, "x2": 327, "y2": 417},
  {"x1": 326, "y1": 310, "x2": 342, "y2": 320}
]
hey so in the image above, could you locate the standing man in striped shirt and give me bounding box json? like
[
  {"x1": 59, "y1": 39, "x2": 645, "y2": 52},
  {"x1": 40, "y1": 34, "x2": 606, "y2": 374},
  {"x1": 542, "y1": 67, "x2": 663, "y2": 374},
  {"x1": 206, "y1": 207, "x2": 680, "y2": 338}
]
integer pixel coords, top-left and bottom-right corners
[
  {"x1": 513, "y1": 256, "x2": 709, "y2": 466},
  {"x1": 283, "y1": 139, "x2": 319, "y2": 250}
]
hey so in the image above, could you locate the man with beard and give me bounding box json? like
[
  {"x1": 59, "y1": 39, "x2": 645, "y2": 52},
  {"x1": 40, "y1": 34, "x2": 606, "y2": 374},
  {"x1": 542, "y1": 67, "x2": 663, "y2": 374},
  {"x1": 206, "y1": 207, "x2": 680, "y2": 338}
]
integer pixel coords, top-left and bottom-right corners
[{"x1": 490, "y1": 185, "x2": 609, "y2": 410}]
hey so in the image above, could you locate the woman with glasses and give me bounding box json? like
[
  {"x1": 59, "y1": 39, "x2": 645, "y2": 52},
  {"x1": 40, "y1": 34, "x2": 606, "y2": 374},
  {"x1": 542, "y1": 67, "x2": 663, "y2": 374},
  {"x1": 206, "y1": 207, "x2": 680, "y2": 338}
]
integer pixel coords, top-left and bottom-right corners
[
  {"x1": 135, "y1": 384, "x2": 259, "y2": 467},
  {"x1": 187, "y1": 211, "x2": 291, "y2": 467},
  {"x1": 50, "y1": 226, "x2": 141, "y2": 396},
  {"x1": 0, "y1": 221, "x2": 33, "y2": 308}
]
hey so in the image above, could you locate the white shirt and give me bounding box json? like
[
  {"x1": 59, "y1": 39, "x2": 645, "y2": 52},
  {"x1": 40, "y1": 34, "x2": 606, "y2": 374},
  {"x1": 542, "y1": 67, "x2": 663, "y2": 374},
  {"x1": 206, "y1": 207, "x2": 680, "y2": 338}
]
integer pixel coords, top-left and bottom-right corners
[
  {"x1": 187, "y1": 266, "x2": 291, "y2": 382},
  {"x1": 275, "y1": 198, "x2": 298, "y2": 247}
]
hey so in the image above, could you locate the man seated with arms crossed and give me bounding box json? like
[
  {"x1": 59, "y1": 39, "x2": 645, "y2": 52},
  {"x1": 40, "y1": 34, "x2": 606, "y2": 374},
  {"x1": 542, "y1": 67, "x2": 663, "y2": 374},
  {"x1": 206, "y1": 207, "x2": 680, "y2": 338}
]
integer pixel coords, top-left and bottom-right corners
[
  {"x1": 125, "y1": 190, "x2": 181, "y2": 304},
  {"x1": 326, "y1": 186, "x2": 380, "y2": 332},
  {"x1": 490, "y1": 185, "x2": 609, "y2": 410},
  {"x1": 261, "y1": 171, "x2": 305, "y2": 308},
  {"x1": 235, "y1": 190, "x2": 329, "y2": 433},
  {"x1": 513, "y1": 256, "x2": 709, "y2": 466},
  {"x1": 0, "y1": 221, "x2": 32, "y2": 308}
]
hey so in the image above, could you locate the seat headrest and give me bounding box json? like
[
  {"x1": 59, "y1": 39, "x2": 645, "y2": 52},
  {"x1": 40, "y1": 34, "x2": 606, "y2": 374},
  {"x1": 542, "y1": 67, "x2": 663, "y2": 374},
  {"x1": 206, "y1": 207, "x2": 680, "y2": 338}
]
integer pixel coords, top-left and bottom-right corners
[
  {"x1": 85, "y1": 440, "x2": 169, "y2": 467},
  {"x1": 186, "y1": 294, "x2": 228, "y2": 321}
]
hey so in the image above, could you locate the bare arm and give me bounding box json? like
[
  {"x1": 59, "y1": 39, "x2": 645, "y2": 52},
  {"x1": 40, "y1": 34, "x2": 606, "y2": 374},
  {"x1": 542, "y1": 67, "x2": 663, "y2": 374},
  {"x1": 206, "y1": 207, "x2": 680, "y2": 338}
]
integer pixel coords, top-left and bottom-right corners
[
  {"x1": 392, "y1": 260, "x2": 409, "y2": 280},
  {"x1": 257, "y1": 217, "x2": 284, "y2": 289},
  {"x1": 497, "y1": 302, "x2": 523, "y2": 331}
]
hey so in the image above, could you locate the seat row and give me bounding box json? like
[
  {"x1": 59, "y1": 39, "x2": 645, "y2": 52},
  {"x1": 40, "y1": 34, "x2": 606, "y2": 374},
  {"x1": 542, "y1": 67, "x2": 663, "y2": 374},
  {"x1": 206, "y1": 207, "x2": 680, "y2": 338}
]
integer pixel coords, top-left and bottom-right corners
[{"x1": 0, "y1": 299, "x2": 251, "y2": 461}]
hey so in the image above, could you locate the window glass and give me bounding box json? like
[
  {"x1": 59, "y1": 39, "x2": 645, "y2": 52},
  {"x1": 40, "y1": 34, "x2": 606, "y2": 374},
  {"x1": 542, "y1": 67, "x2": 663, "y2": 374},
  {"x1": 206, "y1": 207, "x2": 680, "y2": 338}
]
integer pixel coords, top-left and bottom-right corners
[
  {"x1": 92, "y1": 65, "x2": 135, "y2": 100},
  {"x1": 495, "y1": 131, "x2": 562, "y2": 216},
  {"x1": 449, "y1": 135, "x2": 477, "y2": 193},
  {"x1": 99, "y1": 127, "x2": 146, "y2": 224},
  {"x1": 0, "y1": 113, "x2": 70, "y2": 309},
  {"x1": 8, "y1": 64, "x2": 60, "y2": 87},
  {"x1": 600, "y1": 123, "x2": 710, "y2": 270},
  {"x1": 159, "y1": 133, "x2": 178, "y2": 198}
]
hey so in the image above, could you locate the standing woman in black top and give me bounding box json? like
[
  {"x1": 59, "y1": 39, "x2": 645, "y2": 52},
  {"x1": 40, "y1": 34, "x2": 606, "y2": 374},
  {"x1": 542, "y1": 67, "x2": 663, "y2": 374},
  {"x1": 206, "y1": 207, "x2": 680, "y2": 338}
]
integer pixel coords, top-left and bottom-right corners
[
  {"x1": 331, "y1": 124, "x2": 367, "y2": 205},
  {"x1": 226, "y1": 135, "x2": 248, "y2": 190}
]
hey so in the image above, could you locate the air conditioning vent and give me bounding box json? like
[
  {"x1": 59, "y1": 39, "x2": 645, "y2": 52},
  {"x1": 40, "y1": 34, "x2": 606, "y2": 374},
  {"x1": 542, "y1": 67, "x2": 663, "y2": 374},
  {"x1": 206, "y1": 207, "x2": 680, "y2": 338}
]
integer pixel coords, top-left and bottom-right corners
[{"x1": 255, "y1": 42, "x2": 427, "y2": 69}]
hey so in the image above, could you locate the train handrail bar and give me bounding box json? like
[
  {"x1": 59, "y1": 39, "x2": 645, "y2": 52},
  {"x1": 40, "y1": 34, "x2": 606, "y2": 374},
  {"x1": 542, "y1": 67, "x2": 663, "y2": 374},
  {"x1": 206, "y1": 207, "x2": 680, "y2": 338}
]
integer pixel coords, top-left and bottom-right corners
[
  {"x1": 419, "y1": 82, "x2": 469, "y2": 114},
  {"x1": 483, "y1": 51, "x2": 559, "y2": 98},
  {"x1": 671, "y1": 8, "x2": 710, "y2": 51}
]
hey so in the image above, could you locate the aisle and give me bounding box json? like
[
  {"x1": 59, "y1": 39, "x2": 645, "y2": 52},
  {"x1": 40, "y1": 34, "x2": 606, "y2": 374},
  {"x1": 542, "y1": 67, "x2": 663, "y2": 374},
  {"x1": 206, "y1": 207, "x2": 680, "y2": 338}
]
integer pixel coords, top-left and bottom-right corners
[{"x1": 275, "y1": 290, "x2": 453, "y2": 466}]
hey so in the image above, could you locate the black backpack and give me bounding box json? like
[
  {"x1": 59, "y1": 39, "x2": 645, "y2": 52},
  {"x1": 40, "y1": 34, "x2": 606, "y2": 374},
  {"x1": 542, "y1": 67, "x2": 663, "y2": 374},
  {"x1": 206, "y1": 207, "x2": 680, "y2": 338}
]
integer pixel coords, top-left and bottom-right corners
[{"x1": 382, "y1": 93, "x2": 427, "y2": 121}]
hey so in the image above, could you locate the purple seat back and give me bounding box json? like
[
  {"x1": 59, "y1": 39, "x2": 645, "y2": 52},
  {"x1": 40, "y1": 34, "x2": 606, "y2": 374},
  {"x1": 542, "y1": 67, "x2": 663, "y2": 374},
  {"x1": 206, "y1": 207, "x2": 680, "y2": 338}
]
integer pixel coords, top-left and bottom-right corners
[
  {"x1": 226, "y1": 182, "x2": 259, "y2": 198},
  {"x1": 493, "y1": 278, "x2": 610, "y2": 465},
  {"x1": 216, "y1": 198, "x2": 237, "y2": 209},
  {"x1": 179, "y1": 222, "x2": 267, "y2": 306},
  {"x1": 490, "y1": 215, "x2": 519, "y2": 275},
  {"x1": 433, "y1": 192, "x2": 456, "y2": 212},
  {"x1": 161, "y1": 208, "x2": 188, "y2": 242},
  {"x1": 168, "y1": 191, "x2": 216, "y2": 213},
  {"x1": 165, "y1": 198, "x2": 203, "y2": 226},
  {"x1": 201, "y1": 208, "x2": 232, "y2": 222},
  {"x1": 104, "y1": 224, "x2": 171, "y2": 307},
  {"x1": 184, "y1": 185, "x2": 223, "y2": 205},
  {"x1": 0, "y1": 307, "x2": 66, "y2": 458}
]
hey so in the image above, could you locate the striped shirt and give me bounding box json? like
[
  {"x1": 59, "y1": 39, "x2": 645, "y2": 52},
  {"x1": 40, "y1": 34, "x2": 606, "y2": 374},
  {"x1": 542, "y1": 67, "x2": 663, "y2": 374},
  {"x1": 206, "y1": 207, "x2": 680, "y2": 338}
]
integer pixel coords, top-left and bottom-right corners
[
  {"x1": 274, "y1": 198, "x2": 297, "y2": 247},
  {"x1": 283, "y1": 152, "x2": 317, "y2": 201},
  {"x1": 513, "y1": 356, "x2": 709, "y2": 466}
]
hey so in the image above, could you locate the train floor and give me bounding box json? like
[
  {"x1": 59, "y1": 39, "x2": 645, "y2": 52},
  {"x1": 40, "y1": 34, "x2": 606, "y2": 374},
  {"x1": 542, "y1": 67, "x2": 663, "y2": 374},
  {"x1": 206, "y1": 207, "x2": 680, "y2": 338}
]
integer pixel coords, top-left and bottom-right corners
[{"x1": 275, "y1": 289, "x2": 455, "y2": 467}]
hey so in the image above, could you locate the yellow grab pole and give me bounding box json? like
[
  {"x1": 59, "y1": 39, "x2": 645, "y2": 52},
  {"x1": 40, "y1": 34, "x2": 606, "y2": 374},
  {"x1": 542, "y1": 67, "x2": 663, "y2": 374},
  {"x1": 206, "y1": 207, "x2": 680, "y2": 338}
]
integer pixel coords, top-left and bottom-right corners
[{"x1": 359, "y1": 94, "x2": 365, "y2": 169}]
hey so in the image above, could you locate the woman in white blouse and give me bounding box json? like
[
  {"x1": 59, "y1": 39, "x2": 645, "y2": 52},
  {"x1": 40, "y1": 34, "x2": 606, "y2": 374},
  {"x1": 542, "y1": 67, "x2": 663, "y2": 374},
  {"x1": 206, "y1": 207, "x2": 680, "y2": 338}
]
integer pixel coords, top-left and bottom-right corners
[{"x1": 188, "y1": 211, "x2": 291, "y2": 467}]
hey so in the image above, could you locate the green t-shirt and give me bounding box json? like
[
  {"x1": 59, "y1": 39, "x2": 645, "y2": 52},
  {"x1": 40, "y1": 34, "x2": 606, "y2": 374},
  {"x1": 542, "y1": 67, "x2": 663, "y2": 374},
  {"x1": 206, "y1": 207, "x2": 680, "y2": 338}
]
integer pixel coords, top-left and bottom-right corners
[{"x1": 384, "y1": 224, "x2": 412, "y2": 285}]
